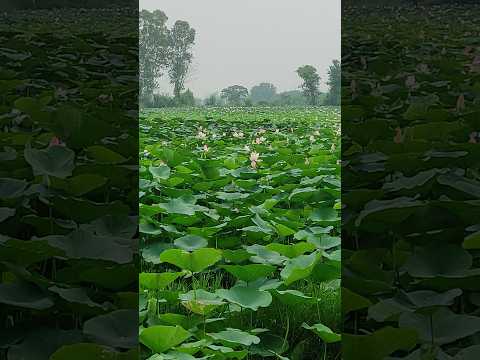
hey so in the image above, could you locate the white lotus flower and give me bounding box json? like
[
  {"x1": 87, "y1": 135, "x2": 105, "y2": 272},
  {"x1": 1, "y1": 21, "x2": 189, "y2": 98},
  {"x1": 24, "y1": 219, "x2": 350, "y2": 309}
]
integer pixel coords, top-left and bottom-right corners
[
  {"x1": 255, "y1": 137, "x2": 266, "y2": 145},
  {"x1": 196, "y1": 131, "x2": 207, "y2": 140},
  {"x1": 233, "y1": 131, "x2": 244, "y2": 138}
]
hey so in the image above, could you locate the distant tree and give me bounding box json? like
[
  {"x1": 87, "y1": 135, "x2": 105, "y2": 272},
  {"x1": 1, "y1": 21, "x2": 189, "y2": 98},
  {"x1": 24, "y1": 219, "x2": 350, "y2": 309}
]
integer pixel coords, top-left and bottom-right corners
[
  {"x1": 250, "y1": 83, "x2": 277, "y2": 104},
  {"x1": 139, "y1": 10, "x2": 169, "y2": 105},
  {"x1": 296, "y1": 65, "x2": 320, "y2": 105},
  {"x1": 221, "y1": 85, "x2": 249, "y2": 105},
  {"x1": 204, "y1": 93, "x2": 221, "y2": 107},
  {"x1": 178, "y1": 89, "x2": 195, "y2": 106},
  {"x1": 168, "y1": 21, "x2": 196, "y2": 100},
  {"x1": 152, "y1": 93, "x2": 175, "y2": 108},
  {"x1": 274, "y1": 90, "x2": 308, "y2": 106},
  {"x1": 326, "y1": 60, "x2": 341, "y2": 105}
]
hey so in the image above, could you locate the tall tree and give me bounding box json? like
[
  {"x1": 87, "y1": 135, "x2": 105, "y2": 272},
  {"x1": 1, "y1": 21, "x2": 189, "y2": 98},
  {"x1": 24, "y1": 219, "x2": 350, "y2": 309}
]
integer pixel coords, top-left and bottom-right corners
[
  {"x1": 250, "y1": 82, "x2": 277, "y2": 104},
  {"x1": 168, "y1": 20, "x2": 196, "y2": 100},
  {"x1": 139, "y1": 10, "x2": 169, "y2": 103},
  {"x1": 296, "y1": 65, "x2": 320, "y2": 106},
  {"x1": 221, "y1": 85, "x2": 249, "y2": 105},
  {"x1": 326, "y1": 59, "x2": 341, "y2": 105}
]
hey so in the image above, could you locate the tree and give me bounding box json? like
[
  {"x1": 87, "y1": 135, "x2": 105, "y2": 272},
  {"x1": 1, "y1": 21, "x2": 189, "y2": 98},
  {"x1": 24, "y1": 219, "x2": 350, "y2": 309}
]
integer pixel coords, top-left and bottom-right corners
[
  {"x1": 296, "y1": 65, "x2": 320, "y2": 106},
  {"x1": 204, "y1": 93, "x2": 221, "y2": 107},
  {"x1": 221, "y1": 85, "x2": 249, "y2": 105},
  {"x1": 250, "y1": 83, "x2": 277, "y2": 104},
  {"x1": 167, "y1": 21, "x2": 196, "y2": 100},
  {"x1": 139, "y1": 10, "x2": 170, "y2": 104},
  {"x1": 274, "y1": 90, "x2": 308, "y2": 106},
  {"x1": 326, "y1": 59, "x2": 341, "y2": 105},
  {"x1": 178, "y1": 89, "x2": 195, "y2": 107}
]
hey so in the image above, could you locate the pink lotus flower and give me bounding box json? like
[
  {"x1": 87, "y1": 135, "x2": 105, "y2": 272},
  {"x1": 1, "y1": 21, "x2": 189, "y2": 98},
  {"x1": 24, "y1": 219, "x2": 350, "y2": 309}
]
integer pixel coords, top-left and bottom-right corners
[
  {"x1": 350, "y1": 80, "x2": 357, "y2": 98},
  {"x1": 49, "y1": 136, "x2": 65, "y2": 147},
  {"x1": 97, "y1": 94, "x2": 113, "y2": 104},
  {"x1": 464, "y1": 46, "x2": 473, "y2": 55},
  {"x1": 203, "y1": 144, "x2": 209, "y2": 152},
  {"x1": 394, "y1": 127, "x2": 404, "y2": 144},
  {"x1": 469, "y1": 132, "x2": 477, "y2": 144},
  {"x1": 254, "y1": 137, "x2": 265, "y2": 145},
  {"x1": 456, "y1": 94, "x2": 465, "y2": 112},
  {"x1": 405, "y1": 75, "x2": 417, "y2": 90},
  {"x1": 250, "y1": 151, "x2": 261, "y2": 169},
  {"x1": 469, "y1": 55, "x2": 480, "y2": 72},
  {"x1": 416, "y1": 63, "x2": 429, "y2": 73},
  {"x1": 360, "y1": 56, "x2": 367, "y2": 70}
]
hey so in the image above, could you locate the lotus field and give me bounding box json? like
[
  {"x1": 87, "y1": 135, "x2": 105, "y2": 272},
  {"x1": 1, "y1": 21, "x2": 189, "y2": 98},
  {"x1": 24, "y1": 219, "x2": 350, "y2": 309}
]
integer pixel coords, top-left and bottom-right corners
[{"x1": 139, "y1": 107, "x2": 341, "y2": 359}]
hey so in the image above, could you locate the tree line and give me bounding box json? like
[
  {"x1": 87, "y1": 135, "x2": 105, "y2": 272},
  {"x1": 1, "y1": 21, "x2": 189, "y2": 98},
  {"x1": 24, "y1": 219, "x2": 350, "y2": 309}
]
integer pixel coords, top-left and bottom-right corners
[
  {"x1": 205, "y1": 62, "x2": 340, "y2": 107},
  {"x1": 140, "y1": 9, "x2": 340, "y2": 108}
]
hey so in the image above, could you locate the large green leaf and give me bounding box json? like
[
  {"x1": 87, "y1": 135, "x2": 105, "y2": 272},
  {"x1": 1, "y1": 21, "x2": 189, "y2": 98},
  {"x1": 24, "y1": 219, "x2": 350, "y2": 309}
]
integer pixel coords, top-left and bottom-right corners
[
  {"x1": 302, "y1": 323, "x2": 341, "y2": 343},
  {"x1": 140, "y1": 325, "x2": 191, "y2": 353},
  {"x1": 280, "y1": 251, "x2": 320, "y2": 285},
  {"x1": 208, "y1": 328, "x2": 260, "y2": 346},
  {"x1": 219, "y1": 264, "x2": 276, "y2": 282},
  {"x1": 159, "y1": 248, "x2": 222, "y2": 272},
  {"x1": 24, "y1": 145, "x2": 75, "y2": 178},
  {"x1": 216, "y1": 286, "x2": 272, "y2": 310}
]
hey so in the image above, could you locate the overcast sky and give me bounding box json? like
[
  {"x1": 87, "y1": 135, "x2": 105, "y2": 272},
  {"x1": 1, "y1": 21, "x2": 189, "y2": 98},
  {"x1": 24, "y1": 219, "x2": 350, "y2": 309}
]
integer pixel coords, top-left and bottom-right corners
[{"x1": 140, "y1": 0, "x2": 340, "y2": 98}]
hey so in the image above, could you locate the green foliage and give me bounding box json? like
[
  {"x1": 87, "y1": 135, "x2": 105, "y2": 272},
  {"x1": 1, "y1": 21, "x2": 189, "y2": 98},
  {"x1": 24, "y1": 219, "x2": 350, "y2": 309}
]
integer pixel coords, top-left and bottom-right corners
[
  {"x1": 220, "y1": 85, "x2": 250, "y2": 105},
  {"x1": 139, "y1": 10, "x2": 196, "y2": 106},
  {"x1": 0, "y1": 6, "x2": 138, "y2": 360},
  {"x1": 296, "y1": 65, "x2": 321, "y2": 106},
  {"x1": 140, "y1": 107, "x2": 340, "y2": 359},
  {"x1": 168, "y1": 21, "x2": 196, "y2": 99},
  {"x1": 343, "y1": 4, "x2": 480, "y2": 359},
  {"x1": 140, "y1": 10, "x2": 170, "y2": 102},
  {"x1": 250, "y1": 83, "x2": 277, "y2": 104},
  {"x1": 325, "y1": 60, "x2": 341, "y2": 106}
]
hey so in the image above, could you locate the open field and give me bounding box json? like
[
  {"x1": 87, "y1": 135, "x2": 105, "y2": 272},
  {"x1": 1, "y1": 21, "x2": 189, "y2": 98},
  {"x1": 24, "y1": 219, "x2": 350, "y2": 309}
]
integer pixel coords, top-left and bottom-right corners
[{"x1": 139, "y1": 107, "x2": 341, "y2": 359}]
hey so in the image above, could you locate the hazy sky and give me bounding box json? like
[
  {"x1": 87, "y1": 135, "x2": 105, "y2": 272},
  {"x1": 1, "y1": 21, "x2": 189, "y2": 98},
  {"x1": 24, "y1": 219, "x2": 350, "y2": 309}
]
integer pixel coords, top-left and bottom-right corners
[{"x1": 140, "y1": 0, "x2": 340, "y2": 98}]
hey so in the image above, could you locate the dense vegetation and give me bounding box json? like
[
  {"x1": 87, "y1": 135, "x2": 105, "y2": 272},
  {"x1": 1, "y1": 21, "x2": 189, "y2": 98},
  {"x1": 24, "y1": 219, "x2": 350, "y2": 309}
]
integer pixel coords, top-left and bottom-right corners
[
  {"x1": 0, "y1": 8, "x2": 138, "y2": 359},
  {"x1": 139, "y1": 107, "x2": 341, "y2": 359},
  {"x1": 0, "y1": 0, "x2": 133, "y2": 11},
  {"x1": 343, "y1": 4, "x2": 480, "y2": 359}
]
